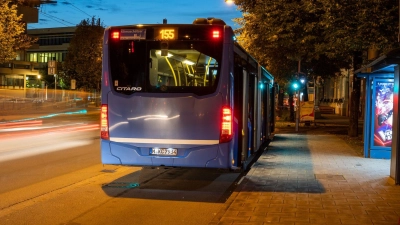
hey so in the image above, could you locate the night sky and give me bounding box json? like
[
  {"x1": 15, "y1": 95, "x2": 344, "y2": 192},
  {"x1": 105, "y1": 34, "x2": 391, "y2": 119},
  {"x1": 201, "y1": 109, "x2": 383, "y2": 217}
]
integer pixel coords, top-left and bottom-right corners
[{"x1": 27, "y1": 0, "x2": 242, "y2": 29}]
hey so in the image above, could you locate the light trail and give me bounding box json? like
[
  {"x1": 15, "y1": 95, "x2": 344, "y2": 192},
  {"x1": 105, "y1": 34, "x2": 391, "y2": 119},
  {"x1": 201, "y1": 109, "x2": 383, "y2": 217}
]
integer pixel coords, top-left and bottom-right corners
[
  {"x1": 0, "y1": 139, "x2": 94, "y2": 162},
  {"x1": 0, "y1": 123, "x2": 99, "y2": 139},
  {"x1": 0, "y1": 120, "x2": 43, "y2": 129}
]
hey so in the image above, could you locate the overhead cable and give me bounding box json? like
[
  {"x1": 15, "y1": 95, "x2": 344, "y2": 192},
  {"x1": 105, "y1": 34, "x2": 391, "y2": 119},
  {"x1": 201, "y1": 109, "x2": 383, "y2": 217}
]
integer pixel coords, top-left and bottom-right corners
[
  {"x1": 39, "y1": 11, "x2": 75, "y2": 26},
  {"x1": 64, "y1": 1, "x2": 93, "y2": 17}
]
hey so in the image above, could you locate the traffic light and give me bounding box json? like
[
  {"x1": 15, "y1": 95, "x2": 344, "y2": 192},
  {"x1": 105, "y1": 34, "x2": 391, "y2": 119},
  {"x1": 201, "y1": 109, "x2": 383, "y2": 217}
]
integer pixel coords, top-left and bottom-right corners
[{"x1": 292, "y1": 80, "x2": 300, "y2": 90}]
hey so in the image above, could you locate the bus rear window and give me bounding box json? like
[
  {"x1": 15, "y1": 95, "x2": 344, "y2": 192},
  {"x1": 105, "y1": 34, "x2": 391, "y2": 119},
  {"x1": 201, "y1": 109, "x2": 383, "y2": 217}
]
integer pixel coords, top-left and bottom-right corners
[
  {"x1": 149, "y1": 49, "x2": 218, "y2": 88},
  {"x1": 109, "y1": 40, "x2": 221, "y2": 96}
]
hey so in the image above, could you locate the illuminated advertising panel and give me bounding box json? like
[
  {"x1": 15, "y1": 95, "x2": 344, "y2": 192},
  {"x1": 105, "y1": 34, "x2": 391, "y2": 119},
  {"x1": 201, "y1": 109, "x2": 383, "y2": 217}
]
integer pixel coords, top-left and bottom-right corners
[
  {"x1": 373, "y1": 81, "x2": 393, "y2": 147},
  {"x1": 300, "y1": 101, "x2": 315, "y2": 122},
  {"x1": 120, "y1": 29, "x2": 146, "y2": 40}
]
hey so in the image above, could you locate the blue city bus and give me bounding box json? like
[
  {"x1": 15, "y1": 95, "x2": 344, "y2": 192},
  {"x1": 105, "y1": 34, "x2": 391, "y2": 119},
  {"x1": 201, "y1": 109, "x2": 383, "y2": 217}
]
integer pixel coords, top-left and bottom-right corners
[{"x1": 100, "y1": 18, "x2": 275, "y2": 170}]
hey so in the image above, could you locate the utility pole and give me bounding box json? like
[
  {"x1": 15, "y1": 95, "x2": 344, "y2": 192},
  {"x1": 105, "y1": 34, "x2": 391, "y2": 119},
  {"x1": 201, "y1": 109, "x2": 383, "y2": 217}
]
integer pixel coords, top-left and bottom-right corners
[
  {"x1": 54, "y1": 74, "x2": 57, "y2": 102},
  {"x1": 295, "y1": 60, "x2": 301, "y2": 132},
  {"x1": 48, "y1": 59, "x2": 57, "y2": 102}
]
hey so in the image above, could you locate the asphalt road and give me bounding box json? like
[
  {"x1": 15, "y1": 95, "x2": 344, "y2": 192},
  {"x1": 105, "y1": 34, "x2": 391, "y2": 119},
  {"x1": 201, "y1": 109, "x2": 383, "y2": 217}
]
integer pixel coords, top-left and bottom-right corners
[{"x1": 0, "y1": 110, "x2": 241, "y2": 225}]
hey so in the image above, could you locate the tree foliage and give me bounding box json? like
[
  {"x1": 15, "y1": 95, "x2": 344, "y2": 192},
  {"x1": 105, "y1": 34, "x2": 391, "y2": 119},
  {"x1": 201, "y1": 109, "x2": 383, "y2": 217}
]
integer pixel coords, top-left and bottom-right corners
[
  {"x1": 312, "y1": 0, "x2": 398, "y2": 64},
  {"x1": 0, "y1": 0, "x2": 36, "y2": 63},
  {"x1": 233, "y1": 0, "x2": 399, "y2": 85},
  {"x1": 234, "y1": 0, "x2": 398, "y2": 136},
  {"x1": 61, "y1": 17, "x2": 104, "y2": 91}
]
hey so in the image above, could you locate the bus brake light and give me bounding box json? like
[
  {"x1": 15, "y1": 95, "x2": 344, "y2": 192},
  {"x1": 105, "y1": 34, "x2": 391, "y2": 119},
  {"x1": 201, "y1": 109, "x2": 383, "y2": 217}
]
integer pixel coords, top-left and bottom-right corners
[
  {"x1": 112, "y1": 31, "x2": 120, "y2": 39},
  {"x1": 220, "y1": 106, "x2": 232, "y2": 143},
  {"x1": 101, "y1": 104, "x2": 110, "y2": 140},
  {"x1": 212, "y1": 30, "x2": 220, "y2": 38}
]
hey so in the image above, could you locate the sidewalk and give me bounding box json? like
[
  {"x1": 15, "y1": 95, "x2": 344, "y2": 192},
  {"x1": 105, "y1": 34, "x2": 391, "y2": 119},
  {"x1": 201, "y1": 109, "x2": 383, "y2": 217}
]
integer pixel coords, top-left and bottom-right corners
[{"x1": 210, "y1": 115, "x2": 400, "y2": 225}]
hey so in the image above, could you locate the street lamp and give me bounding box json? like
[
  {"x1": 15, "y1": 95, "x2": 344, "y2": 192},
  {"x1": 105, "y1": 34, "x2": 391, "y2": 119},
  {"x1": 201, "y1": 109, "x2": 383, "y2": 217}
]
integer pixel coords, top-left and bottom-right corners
[{"x1": 37, "y1": 75, "x2": 41, "y2": 87}]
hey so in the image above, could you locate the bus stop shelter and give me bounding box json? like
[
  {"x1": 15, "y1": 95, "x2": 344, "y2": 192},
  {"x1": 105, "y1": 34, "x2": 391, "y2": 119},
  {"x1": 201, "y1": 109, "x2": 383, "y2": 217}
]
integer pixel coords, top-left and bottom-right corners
[{"x1": 355, "y1": 48, "x2": 400, "y2": 185}]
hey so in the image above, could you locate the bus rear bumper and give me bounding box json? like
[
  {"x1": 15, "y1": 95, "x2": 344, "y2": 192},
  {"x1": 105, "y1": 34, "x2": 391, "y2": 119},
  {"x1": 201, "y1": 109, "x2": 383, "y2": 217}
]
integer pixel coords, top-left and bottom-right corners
[{"x1": 101, "y1": 140, "x2": 231, "y2": 168}]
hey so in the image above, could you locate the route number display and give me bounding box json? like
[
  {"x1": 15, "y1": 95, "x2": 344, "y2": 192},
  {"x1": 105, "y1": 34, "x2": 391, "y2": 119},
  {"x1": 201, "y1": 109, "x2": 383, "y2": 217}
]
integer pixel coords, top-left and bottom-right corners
[{"x1": 155, "y1": 28, "x2": 177, "y2": 40}]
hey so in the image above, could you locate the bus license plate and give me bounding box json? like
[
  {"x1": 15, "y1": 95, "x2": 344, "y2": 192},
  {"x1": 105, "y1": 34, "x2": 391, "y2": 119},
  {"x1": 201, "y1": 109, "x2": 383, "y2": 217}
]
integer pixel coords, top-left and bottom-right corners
[{"x1": 151, "y1": 148, "x2": 177, "y2": 156}]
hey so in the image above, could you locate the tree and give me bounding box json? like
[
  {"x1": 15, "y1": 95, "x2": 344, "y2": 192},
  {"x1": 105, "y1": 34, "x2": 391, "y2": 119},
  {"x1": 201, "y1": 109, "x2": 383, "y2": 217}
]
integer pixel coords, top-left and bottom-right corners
[
  {"x1": 233, "y1": 0, "x2": 399, "y2": 135},
  {"x1": 61, "y1": 16, "x2": 104, "y2": 91},
  {"x1": 0, "y1": 0, "x2": 36, "y2": 63},
  {"x1": 317, "y1": 0, "x2": 399, "y2": 137},
  {"x1": 233, "y1": 1, "x2": 339, "y2": 122},
  {"x1": 234, "y1": 0, "x2": 354, "y2": 81}
]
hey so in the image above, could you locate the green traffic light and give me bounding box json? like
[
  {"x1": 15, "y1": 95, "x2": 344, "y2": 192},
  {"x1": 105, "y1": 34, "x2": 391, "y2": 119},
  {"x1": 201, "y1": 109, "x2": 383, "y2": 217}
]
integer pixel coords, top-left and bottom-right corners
[{"x1": 293, "y1": 83, "x2": 299, "y2": 89}]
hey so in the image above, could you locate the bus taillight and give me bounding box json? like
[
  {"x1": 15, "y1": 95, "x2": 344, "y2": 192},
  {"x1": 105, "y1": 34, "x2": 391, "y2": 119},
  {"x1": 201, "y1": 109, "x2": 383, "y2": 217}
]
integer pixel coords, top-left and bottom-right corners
[
  {"x1": 220, "y1": 106, "x2": 232, "y2": 143},
  {"x1": 101, "y1": 104, "x2": 109, "y2": 140},
  {"x1": 212, "y1": 30, "x2": 220, "y2": 39},
  {"x1": 111, "y1": 31, "x2": 120, "y2": 39}
]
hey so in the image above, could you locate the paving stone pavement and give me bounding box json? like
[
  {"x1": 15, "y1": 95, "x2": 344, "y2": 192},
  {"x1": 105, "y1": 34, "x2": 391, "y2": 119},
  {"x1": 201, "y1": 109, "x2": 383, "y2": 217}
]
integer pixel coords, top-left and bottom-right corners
[{"x1": 210, "y1": 121, "x2": 400, "y2": 225}]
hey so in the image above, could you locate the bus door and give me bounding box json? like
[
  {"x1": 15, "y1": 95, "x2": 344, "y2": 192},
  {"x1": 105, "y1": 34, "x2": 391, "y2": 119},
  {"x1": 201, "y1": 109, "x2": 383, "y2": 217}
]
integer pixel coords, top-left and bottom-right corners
[
  {"x1": 241, "y1": 70, "x2": 250, "y2": 161},
  {"x1": 254, "y1": 75, "x2": 262, "y2": 151},
  {"x1": 248, "y1": 73, "x2": 256, "y2": 157},
  {"x1": 260, "y1": 79, "x2": 269, "y2": 143},
  {"x1": 233, "y1": 66, "x2": 248, "y2": 166},
  {"x1": 264, "y1": 79, "x2": 273, "y2": 139},
  {"x1": 270, "y1": 83, "x2": 279, "y2": 133}
]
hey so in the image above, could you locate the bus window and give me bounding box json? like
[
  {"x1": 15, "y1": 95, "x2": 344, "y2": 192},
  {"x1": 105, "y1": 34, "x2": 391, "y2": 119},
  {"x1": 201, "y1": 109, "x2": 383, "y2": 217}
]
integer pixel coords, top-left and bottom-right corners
[
  {"x1": 149, "y1": 49, "x2": 218, "y2": 88},
  {"x1": 109, "y1": 41, "x2": 146, "y2": 92},
  {"x1": 109, "y1": 40, "x2": 221, "y2": 96}
]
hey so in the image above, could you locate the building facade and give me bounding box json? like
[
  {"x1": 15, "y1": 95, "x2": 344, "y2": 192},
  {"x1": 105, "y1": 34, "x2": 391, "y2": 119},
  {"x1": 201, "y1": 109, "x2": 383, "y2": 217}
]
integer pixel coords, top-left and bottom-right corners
[
  {"x1": 26, "y1": 27, "x2": 75, "y2": 64},
  {"x1": 0, "y1": 1, "x2": 77, "y2": 91},
  {"x1": 316, "y1": 69, "x2": 352, "y2": 116},
  {"x1": 0, "y1": 26, "x2": 75, "y2": 90}
]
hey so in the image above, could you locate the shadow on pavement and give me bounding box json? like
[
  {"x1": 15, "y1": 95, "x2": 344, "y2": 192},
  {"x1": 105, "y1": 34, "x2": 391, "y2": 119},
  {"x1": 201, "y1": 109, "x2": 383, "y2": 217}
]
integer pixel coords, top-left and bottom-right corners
[{"x1": 102, "y1": 167, "x2": 242, "y2": 203}]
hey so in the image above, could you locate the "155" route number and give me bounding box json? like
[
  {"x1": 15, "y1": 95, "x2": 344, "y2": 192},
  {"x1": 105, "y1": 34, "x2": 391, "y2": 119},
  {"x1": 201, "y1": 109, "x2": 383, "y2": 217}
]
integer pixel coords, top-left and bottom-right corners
[{"x1": 155, "y1": 28, "x2": 177, "y2": 40}]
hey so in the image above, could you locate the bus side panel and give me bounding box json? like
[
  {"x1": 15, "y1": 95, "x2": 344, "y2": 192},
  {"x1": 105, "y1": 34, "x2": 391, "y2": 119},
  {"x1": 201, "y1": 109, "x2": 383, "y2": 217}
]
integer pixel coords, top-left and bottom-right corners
[
  {"x1": 232, "y1": 117, "x2": 239, "y2": 167},
  {"x1": 101, "y1": 139, "x2": 121, "y2": 164},
  {"x1": 101, "y1": 29, "x2": 111, "y2": 103}
]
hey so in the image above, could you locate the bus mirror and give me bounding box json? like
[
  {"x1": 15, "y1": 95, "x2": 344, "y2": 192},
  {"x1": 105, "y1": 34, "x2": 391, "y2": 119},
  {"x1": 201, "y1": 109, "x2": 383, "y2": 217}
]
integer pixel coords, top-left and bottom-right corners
[{"x1": 160, "y1": 41, "x2": 169, "y2": 56}]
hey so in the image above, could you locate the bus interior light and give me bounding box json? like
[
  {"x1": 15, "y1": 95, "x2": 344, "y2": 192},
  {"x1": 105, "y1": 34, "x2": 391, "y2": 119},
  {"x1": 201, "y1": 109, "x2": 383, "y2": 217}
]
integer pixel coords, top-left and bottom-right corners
[
  {"x1": 183, "y1": 60, "x2": 195, "y2": 65},
  {"x1": 156, "y1": 50, "x2": 172, "y2": 57}
]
